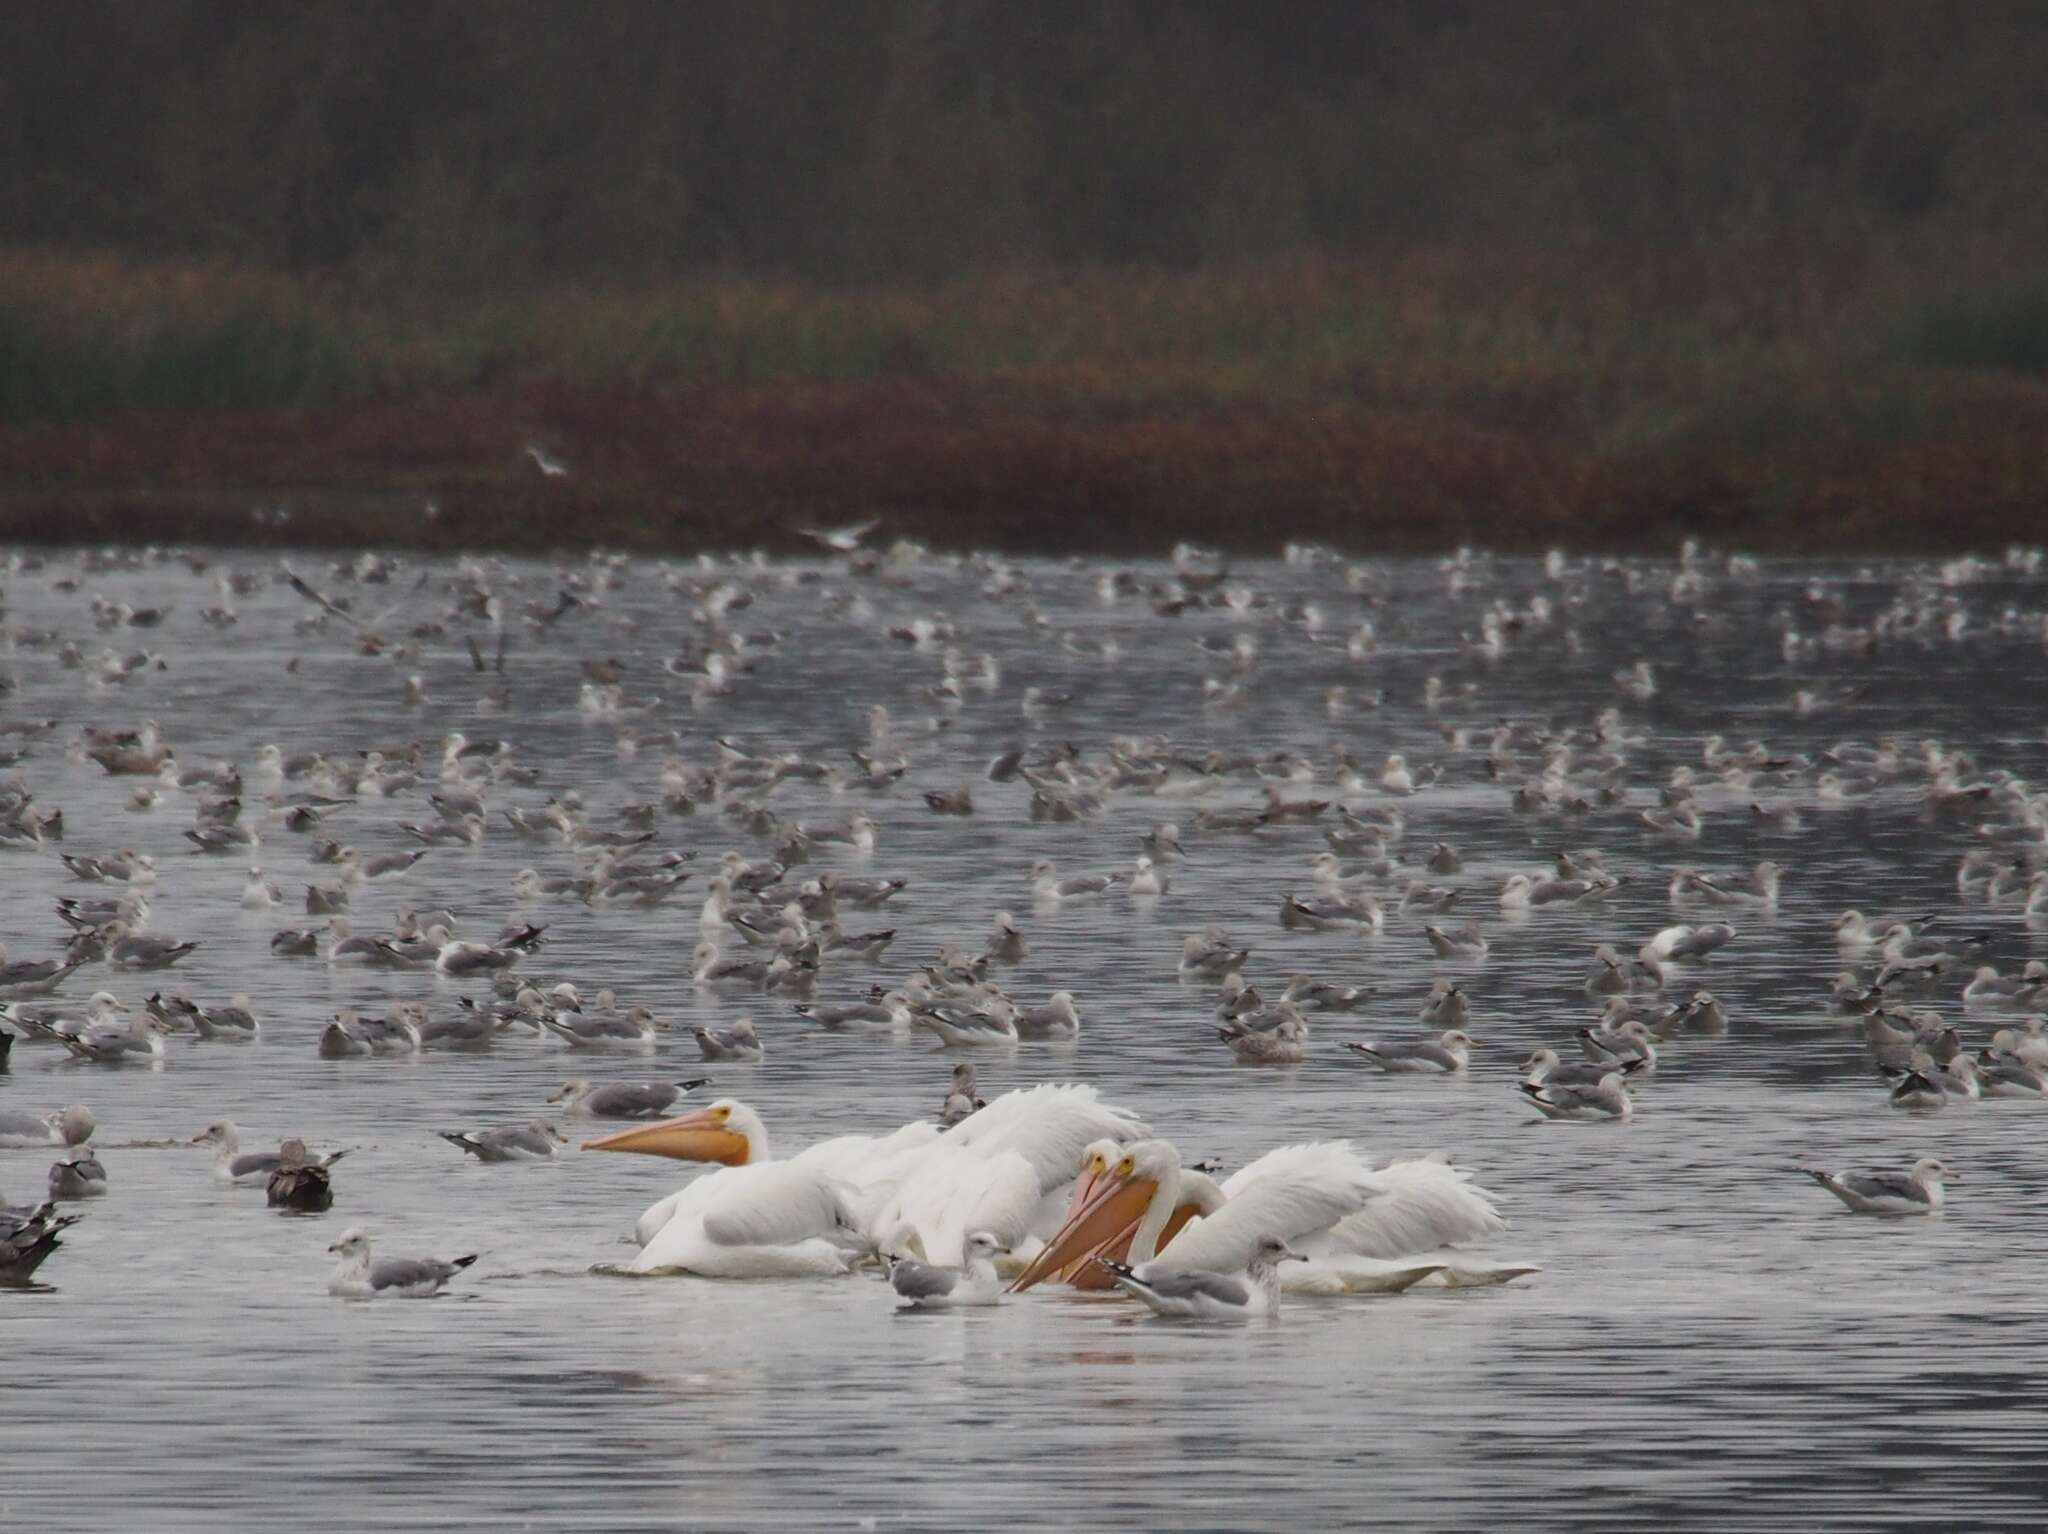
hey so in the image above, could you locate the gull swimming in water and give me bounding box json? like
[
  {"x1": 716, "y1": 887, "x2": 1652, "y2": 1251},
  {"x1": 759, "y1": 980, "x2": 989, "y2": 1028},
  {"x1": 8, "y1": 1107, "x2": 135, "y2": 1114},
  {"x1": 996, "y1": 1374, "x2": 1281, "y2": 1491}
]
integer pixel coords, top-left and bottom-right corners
[
  {"x1": 1012, "y1": 992, "x2": 1081, "y2": 1042},
  {"x1": 1345, "y1": 1029, "x2": 1473, "y2": 1074},
  {"x1": 183, "y1": 994, "x2": 260, "y2": 1041},
  {"x1": 48, "y1": 1149, "x2": 107, "y2": 1200},
  {"x1": 193, "y1": 1122, "x2": 348, "y2": 1185},
  {"x1": 0, "y1": 1105, "x2": 96, "y2": 1148},
  {"x1": 327, "y1": 1228, "x2": 478, "y2": 1298},
  {"x1": 939, "y1": 1063, "x2": 984, "y2": 1126},
  {"x1": 1802, "y1": 1157, "x2": 1954, "y2": 1216},
  {"x1": 240, "y1": 866, "x2": 282, "y2": 909},
  {"x1": 55, "y1": 1001, "x2": 169, "y2": 1064},
  {"x1": 438, "y1": 1121, "x2": 567, "y2": 1162},
  {"x1": 1518, "y1": 1048, "x2": 1644, "y2": 1089},
  {"x1": 1645, "y1": 923, "x2": 1736, "y2": 962},
  {"x1": 1030, "y1": 859, "x2": 1122, "y2": 902},
  {"x1": 888, "y1": 1230, "x2": 1007, "y2": 1308},
  {"x1": 1098, "y1": 1234, "x2": 1305, "y2": 1320},
  {"x1": 548, "y1": 1079, "x2": 711, "y2": 1117},
  {"x1": 1179, "y1": 928, "x2": 1249, "y2": 979},
  {"x1": 539, "y1": 999, "x2": 663, "y2": 1050},
  {"x1": 0, "y1": 1200, "x2": 81, "y2": 1279},
  {"x1": 319, "y1": 1010, "x2": 422, "y2": 1057},
  {"x1": 102, "y1": 924, "x2": 197, "y2": 970},
  {"x1": 1282, "y1": 974, "x2": 1370, "y2": 1012},
  {"x1": 0, "y1": 945, "x2": 86, "y2": 999},
  {"x1": 1219, "y1": 1009, "x2": 1307, "y2": 1065},
  {"x1": 1423, "y1": 923, "x2": 1490, "y2": 961},
  {"x1": 693, "y1": 1019, "x2": 764, "y2": 1062},
  {"x1": 1520, "y1": 1072, "x2": 1633, "y2": 1121}
]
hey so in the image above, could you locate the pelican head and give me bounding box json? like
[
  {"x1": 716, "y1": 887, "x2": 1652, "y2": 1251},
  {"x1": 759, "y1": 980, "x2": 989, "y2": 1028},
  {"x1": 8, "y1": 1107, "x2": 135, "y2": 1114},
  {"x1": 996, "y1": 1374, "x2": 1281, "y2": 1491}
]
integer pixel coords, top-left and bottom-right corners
[
  {"x1": 580, "y1": 1097, "x2": 766, "y2": 1164},
  {"x1": 1009, "y1": 1138, "x2": 1182, "y2": 1293}
]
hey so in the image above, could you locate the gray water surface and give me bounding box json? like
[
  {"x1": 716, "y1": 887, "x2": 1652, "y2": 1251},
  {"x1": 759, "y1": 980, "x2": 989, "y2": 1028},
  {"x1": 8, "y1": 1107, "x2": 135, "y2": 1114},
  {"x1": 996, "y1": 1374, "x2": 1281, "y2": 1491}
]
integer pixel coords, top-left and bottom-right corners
[{"x1": 3, "y1": 547, "x2": 2045, "y2": 1531}]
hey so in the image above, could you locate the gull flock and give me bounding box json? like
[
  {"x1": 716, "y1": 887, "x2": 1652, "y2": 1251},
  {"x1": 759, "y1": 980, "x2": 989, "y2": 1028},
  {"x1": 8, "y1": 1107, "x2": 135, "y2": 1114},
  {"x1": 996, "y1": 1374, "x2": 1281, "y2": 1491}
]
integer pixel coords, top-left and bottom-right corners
[{"x1": 2, "y1": 532, "x2": 2045, "y2": 1317}]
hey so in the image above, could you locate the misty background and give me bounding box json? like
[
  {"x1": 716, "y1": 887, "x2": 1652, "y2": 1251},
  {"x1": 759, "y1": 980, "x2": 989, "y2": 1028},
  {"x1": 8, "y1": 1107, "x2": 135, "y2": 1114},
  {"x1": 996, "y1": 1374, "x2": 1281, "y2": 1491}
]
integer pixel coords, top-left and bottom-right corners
[
  {"x1": 2, "y1": 3, "x2": 2045, "y2": 551},
  {"x1": 9, "y1": 1, "x2": 2046, "y2": 287}
]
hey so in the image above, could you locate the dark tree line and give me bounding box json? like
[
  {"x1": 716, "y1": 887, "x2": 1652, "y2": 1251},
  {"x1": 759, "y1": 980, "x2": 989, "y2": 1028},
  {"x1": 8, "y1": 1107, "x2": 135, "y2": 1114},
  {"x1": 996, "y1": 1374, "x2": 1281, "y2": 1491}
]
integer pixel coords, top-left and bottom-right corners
[{"x1": 4, "y1": 1, "x2": 2044, "y2": 286}]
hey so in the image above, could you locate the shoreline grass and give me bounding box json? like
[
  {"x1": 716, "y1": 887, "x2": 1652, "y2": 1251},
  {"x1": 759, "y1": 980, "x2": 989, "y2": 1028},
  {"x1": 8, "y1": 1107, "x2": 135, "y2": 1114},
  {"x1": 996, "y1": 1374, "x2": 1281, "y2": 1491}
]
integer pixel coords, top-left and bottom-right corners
[{"x1": 2, "y1": 246, "x2": 2045, "y2": 553}]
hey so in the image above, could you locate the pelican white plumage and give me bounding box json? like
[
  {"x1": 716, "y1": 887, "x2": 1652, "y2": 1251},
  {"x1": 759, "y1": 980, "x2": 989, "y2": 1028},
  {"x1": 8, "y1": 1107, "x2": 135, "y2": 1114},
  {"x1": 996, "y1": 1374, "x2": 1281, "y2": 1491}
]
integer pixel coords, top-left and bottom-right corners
[
  {"x1": 1010, "y1": 1137, "x2": 1528, "y2": 1296},
  {"x1": 586, "y1": 1099, "x2": 920, "y2": 1278},
  {"x1": 868, "y1": 1084, "x2": 1151, "y2": 1265},
  {"x1": 586, "y1": 1084, "x2": 1149, "y2": 1277}
]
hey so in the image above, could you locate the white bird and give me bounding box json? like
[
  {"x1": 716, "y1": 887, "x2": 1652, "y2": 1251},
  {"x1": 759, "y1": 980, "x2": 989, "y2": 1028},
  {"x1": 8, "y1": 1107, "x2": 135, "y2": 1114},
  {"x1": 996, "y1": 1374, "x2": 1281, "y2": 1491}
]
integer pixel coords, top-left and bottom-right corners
[
  {"x1": 1011, "y1": 1138, "x2": 1524, "y2": 1296},
  {"x1": 1802, "y1": 1157, "x2": 1954, "y2": 1216},
  {"x1": 585, "y1": 1099, "x2": 926, "y2": 1278},
  {"x1": 239, "y1": 866, "x2": 282, "y2": 910}
]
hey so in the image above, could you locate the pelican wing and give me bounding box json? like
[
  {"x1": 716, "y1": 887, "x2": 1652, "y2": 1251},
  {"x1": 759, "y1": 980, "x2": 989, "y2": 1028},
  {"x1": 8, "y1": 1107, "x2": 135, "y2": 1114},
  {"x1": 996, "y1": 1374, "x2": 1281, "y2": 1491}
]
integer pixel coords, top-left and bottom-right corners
[
  {"x1": 1160, "y1": 1142, "x2": 1377, "y2": 1271},
  {"x1": 874, "y1": 1145, "x2": 1042, "y2": 1264},
  {"x1": 797, "y1": 1121, "x2": 942, "y2": 1233},
  {"x1": 937, "y1": 1083, "x2": 1149, "y2": 1193},
  {"x1": 699, "y1": 1163, "x2": 851, "y2": 1248},
  {"x1": 1314, "y1": 1155, "x2": 1508, "y2": 1258}
]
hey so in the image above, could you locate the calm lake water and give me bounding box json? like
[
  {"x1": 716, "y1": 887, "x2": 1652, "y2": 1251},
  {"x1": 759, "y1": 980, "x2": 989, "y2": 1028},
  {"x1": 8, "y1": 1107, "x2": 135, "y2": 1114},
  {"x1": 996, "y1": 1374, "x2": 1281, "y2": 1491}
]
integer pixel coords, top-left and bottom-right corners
[{"x1": 2, "y1": 545, "x2": 2045, "y2": 1531}]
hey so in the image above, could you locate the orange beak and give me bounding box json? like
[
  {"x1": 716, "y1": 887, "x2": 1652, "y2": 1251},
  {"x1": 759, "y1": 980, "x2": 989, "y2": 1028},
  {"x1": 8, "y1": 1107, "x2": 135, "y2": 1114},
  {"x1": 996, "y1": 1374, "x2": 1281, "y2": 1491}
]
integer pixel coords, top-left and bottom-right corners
[
  {"x1": 581, "y1": 1107, "x2": 751, "y2": 1163},
  {"x1": 1009, "y1": 1167, "x2": 1159, "y2": 1293}
]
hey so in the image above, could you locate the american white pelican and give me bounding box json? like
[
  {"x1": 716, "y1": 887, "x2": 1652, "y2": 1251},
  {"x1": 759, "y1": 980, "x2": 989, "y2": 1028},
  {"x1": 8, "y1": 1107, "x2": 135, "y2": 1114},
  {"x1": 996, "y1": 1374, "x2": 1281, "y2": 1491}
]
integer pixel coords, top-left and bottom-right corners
[
  {"x1": 1102, "y1": 1234, "x2": 1303, "y2": 1320},
  {"x1": 869, "y1": 1084, "x2": 1151, "y2": 1265},
  {"x1": 590, "y1": 1085, "x2": 1149, "y2": 1278},
  {"x1": 588, "y1": 1099, "x2": 926, "y2": 1278},
  {"x1": 1011, "y1": 1138, "x2": 1527, "y2": 1296}
]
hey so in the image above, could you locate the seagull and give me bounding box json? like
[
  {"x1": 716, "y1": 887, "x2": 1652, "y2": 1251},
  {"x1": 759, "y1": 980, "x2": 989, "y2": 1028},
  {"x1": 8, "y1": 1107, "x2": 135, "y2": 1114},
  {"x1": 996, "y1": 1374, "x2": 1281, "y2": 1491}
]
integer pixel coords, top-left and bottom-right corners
[
  {"x1": 189, "y1": 995, "x2": 260, "y2": 1042},
  {"x1": 0, "y1": 1200, "x2": 81, "y2": 1279},
  {"x1": 1099, "y1": 1234, "x2": 1305, "y2": 1320},
  {"x1": 887, "y1": 1231, "x2": 1006, "y2": 1308},
  {"x1": 548, "y1": 1079, "x2": 710, "y2": 1117},
  {"x1": 524, "y1": 445, "x2": 569, "y2": 479},
  {"x1": 939, "y1": 1063, "x2": 984, "y2": 1126},
  {"x1": 538, "y1": 999, "x2": 663, "y2": 1050},
  {"x1": 47, "y1": 1149, "x2": 108, "y2": 1200},
  {"x1": 194, "y1": 1122, "x2": 347, "y2": 1185},
  {"x1": 327, "y1": 1228, "x2": 478, "y2": 1298},
  {"x1": 1520, "y1": 1072, "x2": 1633, "y2": 1121},
  {"x1": 796, "y1": 519, "x2": 880, "y2": 553},
  {"x1": 1802, "y1": 1157, "x2": 1954, "y2": 1216},
  {"x1": 438, "y1": 1122, "x2": 567, "y2": 1162},
  {"x1": 0, "y1": 1105, "x2": 96, "y2": 1149},
  {"x1": 1345, "y1": 1029, "x2": 1473, "y2": 1073}
]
